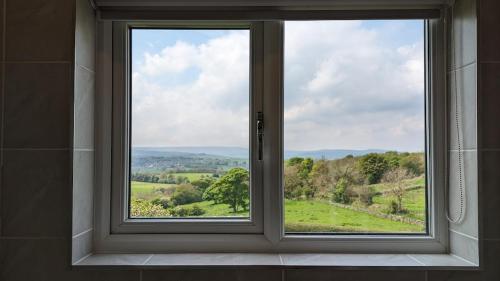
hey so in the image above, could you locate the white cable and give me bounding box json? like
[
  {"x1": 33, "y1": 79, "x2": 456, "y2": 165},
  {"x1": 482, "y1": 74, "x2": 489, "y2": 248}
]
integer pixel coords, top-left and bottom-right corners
[{"x1": 445, "y1": 4, "x2": 467, "y2": 225}]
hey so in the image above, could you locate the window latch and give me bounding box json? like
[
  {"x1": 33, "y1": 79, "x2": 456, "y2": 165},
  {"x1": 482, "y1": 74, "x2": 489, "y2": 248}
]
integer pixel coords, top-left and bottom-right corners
[{"x1": 257, "y1": 112, "x2": 264, "y2": 161}]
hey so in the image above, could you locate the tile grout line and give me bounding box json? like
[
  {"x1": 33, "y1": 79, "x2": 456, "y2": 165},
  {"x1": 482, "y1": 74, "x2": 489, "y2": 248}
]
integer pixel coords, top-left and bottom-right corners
[
  {"x1": 0, "y1": 0, "x2": 6, "y2": 237},
  {"x1": 77, "y1": 63, "x2": 96, "y2": 74},
  {"x1": 4, "y1": 60, "x2": 73, "y2": 64},
  {"x1": 447, "y1": 61, "x2": 477, "y2": 73},
  {"x1": 406, "y1": 254, "x2": 426, "y2": 266},
  {"x1": 142, "y1": 254, "x2": 154, "y2": 265},
  {"x1": 449, "y1": 228, "x2": 479, "y2": 241},
  {"x1": 1, "y1": 147, "x2": 72, "y2": 151},
  {"x1": 449, "y1": 253, "x2": 477, "y2": 266},
  {"x1": 72, "y1": 228, "x2": 93, "y2": 239},
  {"x1": 73, "y1": 253, "x2": 93, "y2": 266}
]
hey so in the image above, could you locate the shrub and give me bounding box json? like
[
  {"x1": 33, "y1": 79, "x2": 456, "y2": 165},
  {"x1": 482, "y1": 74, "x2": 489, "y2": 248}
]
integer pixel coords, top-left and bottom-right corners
[
  {"x1": 150, "y1": 198, "x2": 170, "y2": 209},
  {"x1": 388, "y1": 199, "x2": 400, "y2": 214},
  {"x1": 170, "y1": 205, "x2": 206, "y2": 217},
  {"x1": 171, "y1": 184, "x2": 203, "y2": 206},
  {"x1": 358, "y1": 153, "x2": 389, "y2": 184},
  {"x1": 130, "y1": 198, "x2": 170, "y2": 217},
  {"x1": 332, "y1": 177, "x2": 351, "y2": 204},
  {"x1": 400, "y1": 154, "x2": 425, "y2": 176},
  {"x1": 356, "y1": 186, "x2": 374, "y2": 205}
]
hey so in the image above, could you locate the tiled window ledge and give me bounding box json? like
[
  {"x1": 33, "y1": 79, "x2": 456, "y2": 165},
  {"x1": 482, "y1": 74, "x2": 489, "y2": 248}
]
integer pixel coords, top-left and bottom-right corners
[{"x1": 73, "y1": 253, "x2": 478, "y2": 270}]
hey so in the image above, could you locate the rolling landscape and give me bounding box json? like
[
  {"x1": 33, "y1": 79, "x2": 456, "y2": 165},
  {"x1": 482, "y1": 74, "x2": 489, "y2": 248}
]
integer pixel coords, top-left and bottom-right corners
[{"x1": 130, "y1": 147, "x2": 426, "y2": 233}]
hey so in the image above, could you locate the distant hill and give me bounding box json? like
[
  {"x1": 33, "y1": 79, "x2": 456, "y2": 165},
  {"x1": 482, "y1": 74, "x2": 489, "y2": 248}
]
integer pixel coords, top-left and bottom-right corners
[
  {"x1": 284, "y1": 149, "x2": 387, "y2": 159},
  {"x1": 133, "y1": 147, "x2": 386, "y2": 160}
]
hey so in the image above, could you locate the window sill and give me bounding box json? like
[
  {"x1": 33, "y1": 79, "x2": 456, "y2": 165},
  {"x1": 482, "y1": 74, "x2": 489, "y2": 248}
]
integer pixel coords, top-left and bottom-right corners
[{"x1": 73, "y1": 253, "x2": 478, "y2": 270}]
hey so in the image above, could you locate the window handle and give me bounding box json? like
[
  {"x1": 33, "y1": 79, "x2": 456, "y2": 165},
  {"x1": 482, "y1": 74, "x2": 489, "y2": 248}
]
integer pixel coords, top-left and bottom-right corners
[{"x1": 257, "y1": 112, "x2": 264, "y2": 161}]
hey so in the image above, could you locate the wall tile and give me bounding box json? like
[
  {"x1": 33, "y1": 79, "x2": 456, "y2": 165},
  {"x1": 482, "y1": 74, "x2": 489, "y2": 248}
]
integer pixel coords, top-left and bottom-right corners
[
  {"x1": 76, "y1": 254, "x2": 152, "y2": 266},
  {"x1": 75, "y1": 0, "x2": 96, "y2": 71},
  {"x1": 449, "y1": 64, "x2": 477, "y2": 151},
  {"x1": 449, "y1": 231, "x2": 479, "y2": 265},
  {"x1": 428, "y1": 240, "x2": 500, "y2": 281},
  {"x1": 72, "y1": 150, "x2": 94, "y2": 236},
  {"x1": 1, "y1": 150, "x2": 70, "y2": 237},
  {"x1": 5, "y1": 0, "x2": 75, "y2": 61},
  {"x1": 479, "y1": 0, "x2": 500, "y2": 62},
  {"x1": 448, "y1": 151, "x2": 479, "y2": 238},
  {"x1": 74, "y1": 66, "x2": 94, "y2": 149},
  {"x1": 3, "y1": 63, "x2": 71, "y2": 149},
  {"x1": 451, "y1": 0, "x2": 477, "y2": 68},
  {"x1": 478, "y1": 63, "x2": 500, "y2": 149},
  {"x1": 284, "y1": 269, "x2": 425, "y2": 281},
  {"x1": 480, "y1": 150, "x2": 500, "y2": 239},
  {"x1": 280, "y1": 254, "x2": 420, "y2": 267},
  {"x1": 72, "y1": 229, "x2": 92, "y2": 264},
  {"x1": 147, "y1": 253, "x2": 281, "y2": 266},
  {"x1": 142, "y1": 269, "x2": 282, "y2": 281},
  {"x1": 0, "y1": 238, "x2": 140, "y2": 281}
]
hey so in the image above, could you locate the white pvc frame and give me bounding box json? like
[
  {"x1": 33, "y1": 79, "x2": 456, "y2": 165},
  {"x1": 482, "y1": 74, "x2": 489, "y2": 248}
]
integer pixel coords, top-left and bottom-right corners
[{"x1": 94, "y1": 17, "x2": 447, "y2": 253}]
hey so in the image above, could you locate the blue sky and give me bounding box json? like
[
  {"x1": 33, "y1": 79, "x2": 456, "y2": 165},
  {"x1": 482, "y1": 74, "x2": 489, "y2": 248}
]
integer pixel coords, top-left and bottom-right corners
[{"x1": 131, "y1": 20, "x2": 425, "y2": 152}]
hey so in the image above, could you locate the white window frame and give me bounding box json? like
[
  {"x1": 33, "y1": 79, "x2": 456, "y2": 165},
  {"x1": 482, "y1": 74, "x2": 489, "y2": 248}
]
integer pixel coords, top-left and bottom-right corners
[{"x1": 95, "y1": 16, "x2": 447, "y2": 253}]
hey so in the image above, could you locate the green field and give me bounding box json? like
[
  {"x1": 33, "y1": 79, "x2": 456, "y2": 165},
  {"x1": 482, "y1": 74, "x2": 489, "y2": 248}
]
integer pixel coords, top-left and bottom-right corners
[
  {"x1": 284, "y1": 200, "x2": 423, "y2": 233},
  {"x1": 175, "y1": 199, "x2": 423, "y2": 233},
  {"x1": 130, "y1": 181, "x2": 175, "y2": 200},
  {"x1": 130, "y1": 175, "x2": 426, "y2": 233},
  {"x1": 170, "y1": 172, "x2": 212, "y2": 181},
  {"x1": 372, "y1": 188, "x2": 426, "y2": 221}
]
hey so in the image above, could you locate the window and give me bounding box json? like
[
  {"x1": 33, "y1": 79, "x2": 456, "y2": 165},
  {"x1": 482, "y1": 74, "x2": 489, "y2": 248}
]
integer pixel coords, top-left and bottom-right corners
[
  {"x1": 129, "y1": 28, "x2": 252, "y2": 220},
  {"x1": 97, "y1": 16, "x2": 446, "y2": 253},
  {"x1": 283, "y1": 20, "x2": 428, "y2": 234}
]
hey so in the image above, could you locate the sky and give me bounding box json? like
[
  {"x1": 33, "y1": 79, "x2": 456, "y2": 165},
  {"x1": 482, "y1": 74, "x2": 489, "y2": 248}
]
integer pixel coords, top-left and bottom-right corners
[{"x1": 131, "y1": 20, "x2": 425, "y2": 152}]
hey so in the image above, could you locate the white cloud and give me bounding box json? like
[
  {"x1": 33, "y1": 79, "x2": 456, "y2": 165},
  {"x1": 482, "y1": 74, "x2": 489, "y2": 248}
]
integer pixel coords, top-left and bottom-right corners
[{"x1": 131, "y1": 21, "x2": 425, "y2": 152}]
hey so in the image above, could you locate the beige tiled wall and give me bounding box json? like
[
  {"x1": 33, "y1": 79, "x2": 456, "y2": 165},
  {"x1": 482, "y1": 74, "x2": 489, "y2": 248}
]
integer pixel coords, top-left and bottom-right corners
[{"x1": 1, "y1": 0, "x2": 499, "y2": 280}]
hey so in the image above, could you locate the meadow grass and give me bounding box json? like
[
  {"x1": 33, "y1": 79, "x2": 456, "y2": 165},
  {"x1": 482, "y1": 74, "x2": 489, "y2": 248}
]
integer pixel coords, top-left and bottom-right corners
[
  {"x1": 283, "y1": 200, "x2": 424, "y2": 233},
  {"x1": 130, "y1": 181, "x2": 176, "y2": 200},
  {"x1": 170, "y1": 172, "x2": 212, "y2": 181},
  {"x1": 372, "y1": 187, "x2": 426, "y2": 221}
]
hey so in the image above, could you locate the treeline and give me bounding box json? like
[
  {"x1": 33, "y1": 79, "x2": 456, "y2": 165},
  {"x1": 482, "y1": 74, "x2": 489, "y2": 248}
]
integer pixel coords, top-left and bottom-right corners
[
  {"x1": 284, "y1": 152, "x2": 425, "y2": 214},
  {"x1": 131, "y1": 172, "x2": 219, "y2": 184}
]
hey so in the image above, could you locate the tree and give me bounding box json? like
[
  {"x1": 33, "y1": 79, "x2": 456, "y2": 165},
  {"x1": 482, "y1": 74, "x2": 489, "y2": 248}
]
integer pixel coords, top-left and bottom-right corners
[
  {"x1": 284, "y1": 165, "x2": 305, "y2": 199},
  {"x1": 332, "y1": 177, "x2": 351, "y2": 204},
  {"x1": 191, "y1": 176, "x2": 215, "y2": 193},
  {"x1": 309, "y1": 159, "x2": 332, "y2": 199},
  {"x1": 400, "y1": 153, "x2": 425, "y2": 176},
  {"x1": 203, "y1": 168, "x2": 249, "y2": 212},
  {"x1": 358, "y1": 153, "x2": 390, "y2": 184},
  {"x1": 382, "y1": 167, "x2": 411, "y2": 214},
  {"x1": 171, "y1": 184, "x2": 203, "y2": 206}
]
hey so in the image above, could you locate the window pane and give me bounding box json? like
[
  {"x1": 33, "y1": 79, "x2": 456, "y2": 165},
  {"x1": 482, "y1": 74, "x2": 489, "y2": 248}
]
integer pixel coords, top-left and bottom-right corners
[
  {"x1": 129, "y1": 29, "x2": 251, "y2": 219},
  {"x1": 284, "y1": 20, "x2": 427, "y2": 234}
]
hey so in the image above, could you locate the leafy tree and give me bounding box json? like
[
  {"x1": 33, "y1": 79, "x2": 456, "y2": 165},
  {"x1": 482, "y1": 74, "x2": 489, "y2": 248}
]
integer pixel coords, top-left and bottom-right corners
[
  {"x1": 309, "y1": 159, "x2": 332, "y2": 199},
  {"x1": 284, "y1": 165, "x2": 305, "y2": 199},
  {"x1": 358, "y1": 153, "x2": 389, "y2": 184},
  {"x1": 383, "y1": 151, "x2": 401, "y2": 169},
  {"x1": 287, "y1": 157, "x2": 314, "y2": 179},
  {"x1": 203, "y1": 168, "x2": 249, "y2": 212},
  {"x1": 175, "y1": 175, "x2": 190, "y2": 184},
  {"x1": 171, "y1": 184, "x2": 203, "y2": 206},
  {"x1": 191, "y1": 176, "x2": 215, "y2": 192},
  {"x1": 332, "y1": 177, "x2": 351, "y2": 204},
  {"x1": 382, "y1": 167, "x2": 411, "y2": 214},
  {"x1": 400, "y1": 153, "x2": 425, "y2": 176}
]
